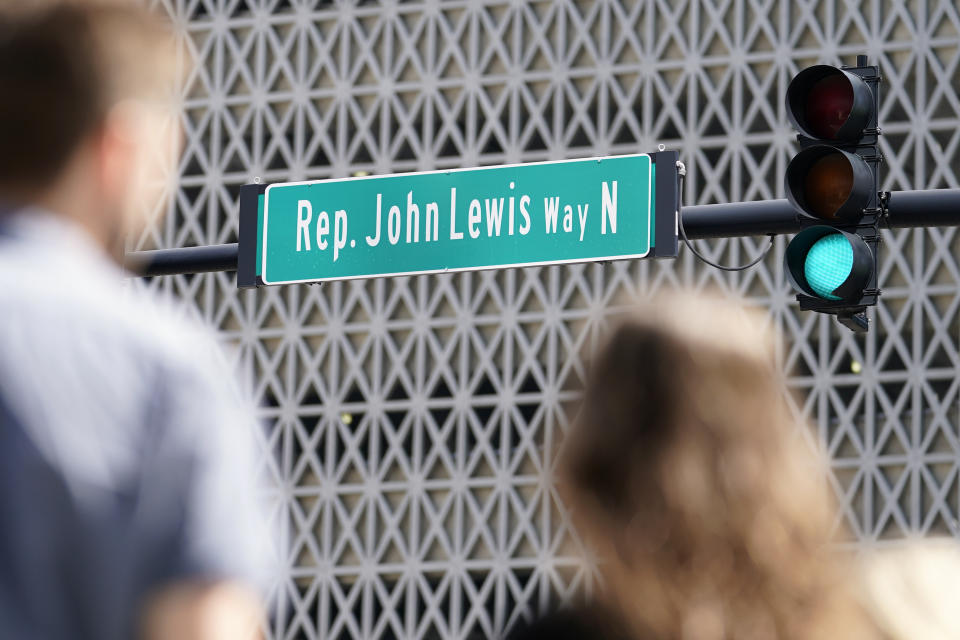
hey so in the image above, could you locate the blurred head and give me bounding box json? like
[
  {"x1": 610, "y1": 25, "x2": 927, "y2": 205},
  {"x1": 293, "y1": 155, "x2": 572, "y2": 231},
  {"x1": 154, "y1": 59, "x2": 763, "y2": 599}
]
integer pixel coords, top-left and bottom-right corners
[
  {"x1": 0, "y1": 0, "x2": 180, "y2": 256},
  {"x1": 560, "y1": 293, "x2": 876, "y2": 640}
]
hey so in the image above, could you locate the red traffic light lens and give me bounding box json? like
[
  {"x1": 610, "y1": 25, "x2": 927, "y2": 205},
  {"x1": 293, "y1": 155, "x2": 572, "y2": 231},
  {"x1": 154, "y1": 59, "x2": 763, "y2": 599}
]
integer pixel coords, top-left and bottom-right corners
[
  {"x1": 804, "y1": 152, "x2": 853, "y2": 219},
  {"x1": 787, "y1": 65, "x2": 873, "y2": 141},
  {"x1": 805, "y1": 75, "x2": 854, "y2": 139}
]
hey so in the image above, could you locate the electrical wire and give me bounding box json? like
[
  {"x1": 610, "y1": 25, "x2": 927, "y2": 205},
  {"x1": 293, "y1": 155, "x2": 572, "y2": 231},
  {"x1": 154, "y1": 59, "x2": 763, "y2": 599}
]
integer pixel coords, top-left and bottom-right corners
[{"x1": 676, "y1": 163, "x2": 774, "y2": 272}]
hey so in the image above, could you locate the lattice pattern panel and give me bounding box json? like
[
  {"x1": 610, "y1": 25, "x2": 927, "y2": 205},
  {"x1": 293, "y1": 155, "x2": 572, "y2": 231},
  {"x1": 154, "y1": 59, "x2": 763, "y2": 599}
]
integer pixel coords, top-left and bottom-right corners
[{"x1": 139, "y1": 1, "x2": 960, "y2": 638}]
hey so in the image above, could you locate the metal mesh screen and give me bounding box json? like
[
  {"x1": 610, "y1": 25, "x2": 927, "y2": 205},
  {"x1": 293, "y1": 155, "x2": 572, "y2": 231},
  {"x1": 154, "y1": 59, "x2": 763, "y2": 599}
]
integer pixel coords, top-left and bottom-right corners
[{"x1": 139, "y1": 1, "x2": 960, "y2": 638}]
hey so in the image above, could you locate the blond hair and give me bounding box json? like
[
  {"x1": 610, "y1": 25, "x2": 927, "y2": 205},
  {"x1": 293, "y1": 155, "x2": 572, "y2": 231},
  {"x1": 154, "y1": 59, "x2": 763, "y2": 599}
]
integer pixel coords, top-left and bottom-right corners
[{"x1": 561, "y1": 292, "x2": 876, "y2": 640}]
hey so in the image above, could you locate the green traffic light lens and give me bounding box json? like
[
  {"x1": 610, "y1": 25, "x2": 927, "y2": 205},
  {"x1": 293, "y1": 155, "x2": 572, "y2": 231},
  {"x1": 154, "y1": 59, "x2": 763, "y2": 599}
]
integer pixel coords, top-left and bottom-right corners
[{"x1": 804, "y1": 233, "x2": 853, "y2": 300}]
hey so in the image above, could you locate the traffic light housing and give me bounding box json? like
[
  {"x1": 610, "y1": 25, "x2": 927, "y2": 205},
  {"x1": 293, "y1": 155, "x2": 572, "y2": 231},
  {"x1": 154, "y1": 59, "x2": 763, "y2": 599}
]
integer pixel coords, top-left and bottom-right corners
[{"x1": 783, "y1": 59, "x2": 883, "y2": 332}]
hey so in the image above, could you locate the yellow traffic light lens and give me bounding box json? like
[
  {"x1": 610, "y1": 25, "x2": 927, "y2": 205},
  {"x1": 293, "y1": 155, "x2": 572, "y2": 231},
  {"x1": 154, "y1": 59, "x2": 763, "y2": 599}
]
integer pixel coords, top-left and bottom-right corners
[
  {"x1": 804, "y1": 153, "x2": 853, "y2": 219},
  {"x1": 806, "y1": 75, "x2": 853, "y2": 139}
]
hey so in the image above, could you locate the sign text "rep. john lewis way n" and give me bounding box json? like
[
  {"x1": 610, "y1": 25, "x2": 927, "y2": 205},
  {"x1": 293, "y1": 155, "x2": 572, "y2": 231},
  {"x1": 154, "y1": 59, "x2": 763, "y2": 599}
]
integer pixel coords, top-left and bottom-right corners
[{"x1": 259, "y1": 154, "x2": 654, "y2": 285}]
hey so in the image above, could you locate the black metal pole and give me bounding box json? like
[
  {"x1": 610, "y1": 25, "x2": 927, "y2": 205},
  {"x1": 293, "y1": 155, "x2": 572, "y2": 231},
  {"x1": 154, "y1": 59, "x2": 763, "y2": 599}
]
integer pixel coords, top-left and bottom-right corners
[
  {"x1": 123, "y1": 189, "x2": 960, "y2": 276},
  {"x1": 886, "y1": 189, "x2": 960, "y2": 228},
  {"x1": 681, "y1": 199, "x2": 798, "y2": 239},
  {"x1": 673, "y1": 188, "x2": 960, "y2": 239},
  {"x1": 125, "y1": 243, "x2": 239, "y2": 277}
]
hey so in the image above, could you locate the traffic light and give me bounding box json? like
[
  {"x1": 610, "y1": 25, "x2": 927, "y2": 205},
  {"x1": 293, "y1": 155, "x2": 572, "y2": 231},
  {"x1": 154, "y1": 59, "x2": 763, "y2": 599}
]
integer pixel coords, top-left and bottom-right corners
[{"x1": 783, "y1": 57, "x2": 883, "y2": 332}]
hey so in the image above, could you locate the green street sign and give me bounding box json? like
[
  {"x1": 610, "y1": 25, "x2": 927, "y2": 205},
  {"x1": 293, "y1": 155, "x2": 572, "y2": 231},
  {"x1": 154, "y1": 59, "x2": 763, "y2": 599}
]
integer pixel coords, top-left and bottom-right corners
[{"x1": 238, "y1": 153, "x2": 679, "y2": 287}]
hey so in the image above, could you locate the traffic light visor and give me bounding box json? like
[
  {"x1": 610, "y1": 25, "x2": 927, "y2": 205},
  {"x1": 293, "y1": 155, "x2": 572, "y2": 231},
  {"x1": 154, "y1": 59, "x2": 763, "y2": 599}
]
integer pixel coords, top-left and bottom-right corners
[
  {"x1": 786, "y1": 66, "x2": 873, "y2": 141},
  {"x1": 785, "y1": 146, "x2": 873, "y2": 221},
  {"x1": 785, "y1": 226, "x2": 874, "y2": 302}
]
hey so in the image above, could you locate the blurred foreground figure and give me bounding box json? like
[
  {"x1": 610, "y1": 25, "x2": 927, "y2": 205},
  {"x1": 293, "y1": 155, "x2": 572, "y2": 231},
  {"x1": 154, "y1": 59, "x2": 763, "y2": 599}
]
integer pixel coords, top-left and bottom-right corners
[
  {"x1": 0, "y1": 2, "x2": 271, "y2": 639},
  {"x1": 558, "y1": 294, "x2": 877, "y2": 640},
  {"x1": 860, "y1": 540, "x2": 960, "y2": 640}
]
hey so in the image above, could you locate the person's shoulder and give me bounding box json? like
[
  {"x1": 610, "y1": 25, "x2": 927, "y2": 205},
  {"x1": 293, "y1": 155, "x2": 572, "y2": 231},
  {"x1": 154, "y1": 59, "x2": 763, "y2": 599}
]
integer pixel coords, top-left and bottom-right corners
[
  {"x1": 115, "y1": 286, "x2": 228, "y2": 375},
  {"x1": 0, "y1": 240, "x2": 250, "y2": 488},
  {"x1": 0, "y1": 256, "x2": 225, "y2": 380}
]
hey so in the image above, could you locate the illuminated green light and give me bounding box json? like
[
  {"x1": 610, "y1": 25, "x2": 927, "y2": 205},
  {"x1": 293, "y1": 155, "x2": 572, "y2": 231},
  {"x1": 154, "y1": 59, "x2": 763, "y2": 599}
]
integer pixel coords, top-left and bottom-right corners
[{"x1": 804, "y1": 233, "x2": 853, "y2": 300}]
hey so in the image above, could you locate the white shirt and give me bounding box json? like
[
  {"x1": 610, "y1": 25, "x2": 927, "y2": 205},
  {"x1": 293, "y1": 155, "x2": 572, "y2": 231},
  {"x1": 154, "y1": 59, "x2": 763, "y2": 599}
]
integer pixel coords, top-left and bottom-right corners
[{"x1": 0, "y1": 209, "x2": 272, "y2": 640}]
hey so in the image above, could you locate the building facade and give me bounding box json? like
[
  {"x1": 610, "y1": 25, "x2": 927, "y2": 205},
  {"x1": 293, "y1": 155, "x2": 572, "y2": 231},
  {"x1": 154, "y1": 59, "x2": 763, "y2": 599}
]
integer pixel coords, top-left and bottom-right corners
[{"x1": 143, "y1": 1, "x2": 960, "y2": 638}]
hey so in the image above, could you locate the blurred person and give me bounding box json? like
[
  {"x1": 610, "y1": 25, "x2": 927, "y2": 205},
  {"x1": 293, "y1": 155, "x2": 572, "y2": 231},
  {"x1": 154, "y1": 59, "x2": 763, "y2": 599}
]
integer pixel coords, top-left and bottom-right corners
[
  {"x1": 860, "y1": 539, "x2": 960, "y2": 640},
  {"x1": 558, "y1": 294, "x2": 878, "y2": 640},
  {"x1": 0, "y1": 2, "x2": 272, "y2": 639}
]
